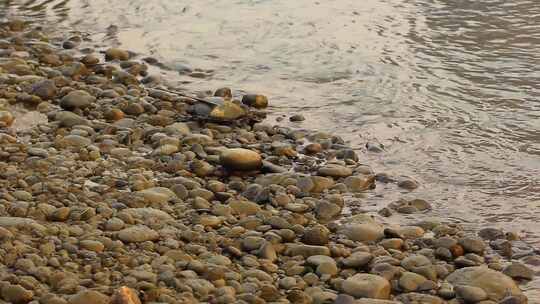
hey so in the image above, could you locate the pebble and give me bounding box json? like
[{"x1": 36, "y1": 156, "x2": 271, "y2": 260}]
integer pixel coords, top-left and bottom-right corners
[
  {"x1": 502, "y1": 262, "x2": 534, "y2": 280},
  {"x1": 340, "y1": 223, "x2": 384, "y2": 242},
  {"x1": 344, "y1": 175, "x2": 375, "y2": 192},
  {"x1": 242, "y1": 94, "x2": 268, "y2": 108},
  {"x1": 395, "y1": 293, "x2": 443, "y2": 304},
  {"x1": 334, "y1": 294, "x2": 355, "y2": 304},
  {"x1": 31, "y1": 79, "x2": 57, "y2": 100},
  {"x1": 318, "y1": 164, "x2": 353, "y2": 178},
  {"x1": 105, "y1": 48, "x2": 130, "y2": 61},
  {"x1": 289, "y1": 114, "x2": 305, "y2": 122},
  {"x1": 478, "y1": 227, "x2": 505, "y2": 240},
  {"x1": 79, "y1": 240, "x2": 105, "y2": 252},
  {"x1": 118, "y1": 225, "x2": 159, "y2": 243},
  {"x1": 138, "y1": 187, "x2": 176, "y2": 204},
  {"x1": 0, "y1": 110, "x2": 15, "y2": 127},
  {"x1": 398, "y1": 272, "x2": 427, "y2": 292},
  {"x1": 110, "y1": 286, "x2": 141, "y2": 304},
  {"x1": 0, "y1": 217, "x2": 46, "y2": 231},
  {"x1": 446, "y1": 266, "x2": 523, "y2": 301},
  {"x1": 342, "y1": 273, "x2": 391, "y2": 299},
  {"x1": 397, "y1": 177, "x2": 419, "y2": 190},
  {"x1": 229, "y1": 199, "x2": 261, "y2": 215},
  {"x1": 309, "y1": 176, "x2": 335, "y2": 193},
  {"x1": 459, "y1": 236, "x2": 486, "y2": 254},
  {"x1": 50, "y1": 207, "x2": 70, "y2": 221},
  {"x1": 209, "y1": 101, "x2": 246, "y2": 120},
  {"x1": 390, "y1": 198, "x2": 431, "y2": 213},
  {"x1": 342, "y1": 252, "x2": 373, "y2": 268},
  {"x1": 81, "y1": 54, "x2": 100, "y2": 66},
  {"x1": 285, "y1": 244, "x2": 331, "y2": 257},
  {"x1": 211, "y1": 87, "x2": 232, "y2": 100},
  {"x1": 305, "y1": 143, "x2": 323, "y2": 154},
  {"x1": 302, "y1": 225, "x2": 330, "y2": 245},
  {"x1": 60, "y1": 90, "x2": 96, "y2": 110},
  {"x1": 68, "y1": 290, "x2": 109, "y2": 304},
  {"x1": 220, "y1": 148, "x2": 263, "y2": 171},
  {"x1": 1, "y1": 284, "x2": 33, "y2": 304},
  {"x1": 454, "y1": 285, "x2": 488, "y2": 303},
  {"x1": 59, "y1": 134, "x2": 91, "y2": 147}
]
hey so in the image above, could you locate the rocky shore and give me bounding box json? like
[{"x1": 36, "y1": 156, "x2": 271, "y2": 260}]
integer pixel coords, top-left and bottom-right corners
[{"x1": 0, "y1": 19, "x2": 536, "y2": 304}]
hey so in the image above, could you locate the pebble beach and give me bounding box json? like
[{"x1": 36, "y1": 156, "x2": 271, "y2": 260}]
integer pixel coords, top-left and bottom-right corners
[{"x1": 0, "y1": 19, "x2": 537, "y2": 304}]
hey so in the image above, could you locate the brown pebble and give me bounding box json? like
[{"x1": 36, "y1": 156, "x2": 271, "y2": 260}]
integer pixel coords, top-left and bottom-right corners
[
  {"x1": 105, "y1": 48, "x2": 130, "y2": 61},
  {"x1": 1, "y1": 284, "x2": 33, "y2": 304},
  {"x1": 111, "y1": 286, "x2": 142, "y2": 304},
  {"x1": 104, "y1": 108, "x2": 125, "y2": 121},
  {"x1": 450, "y1": 244, "x2": 464, "y2": 257},
  {"x1": 304, "y1": 143, "x2": 323, "y2": 154},
  {"x1": 50, "y1": 207, "x2": 70, "y2": 222},
  {"x1": 242, "y1": 94, "x2": 268, "y2": 109},
  {"x1": 81, "y1": 54, "x2": 100, "y2": 66},
  {"x1": 0, "y1": 111, "x2": 15, "y2": 127},
  {"x1": 214, "y1": 87, "x2": 232, "y2": 99}
]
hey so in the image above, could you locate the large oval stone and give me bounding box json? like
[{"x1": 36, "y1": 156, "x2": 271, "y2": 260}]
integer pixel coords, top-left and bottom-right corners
[
  {"x1": 118, "y1": 225, "x2": 159, "y2": 243},
  {"x1": 446, "y1": 266, "x2": 523, "y2": 301},
  {"x1": 137, "y1": 187, "x2": 176, "y2": 205},
  {"x1": 318, "y1": 164, "x2": 353, "y2": 178},
  {"x1": 220, "y1": 148, "x2": 262, "y2": 171},
  {"x1": 209, "y1": 101, "x2": 246, "y2": 120},
  {"x1": 342, "y1": 273, "x2": 391, "y2": 299},
  {"x1": 340, "y1": 223, "x2": 385, "y2": 242},
  {"x1": 60, "y1": 90, "x2": 95, "y2": 110}
]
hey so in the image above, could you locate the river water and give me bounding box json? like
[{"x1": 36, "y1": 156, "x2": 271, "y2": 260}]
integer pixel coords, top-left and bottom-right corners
[{"x1": 2, "y1": 0, "x2": 540, "y2": 297}]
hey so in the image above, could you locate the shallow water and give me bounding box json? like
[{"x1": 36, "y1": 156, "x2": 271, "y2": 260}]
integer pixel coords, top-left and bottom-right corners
[{"x1": 2, "y1": 0, "x2": 540, "y2": 297}]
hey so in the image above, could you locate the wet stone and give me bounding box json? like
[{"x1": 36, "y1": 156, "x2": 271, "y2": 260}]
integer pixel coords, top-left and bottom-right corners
[
  {"x1": 344, "y1": 175, "x2": 375, "y2": 192},
  {"x1": 209, "y1": 100, "x2": 246, "y2": 120},
  {"x1": 242, "y1": 94, "x2": 268, "y2": 108},
  {"x1": 397, "y1": 177, "x2": 419, "y2": 190},
  {"x1": 459, "y1": 236, "x2": 486, "y2": 254},
  {"x1": 478, "y1": 227, "x2": 505, "y2": 240},
  {"x1": 81, "y1": 54, "x2": 100, "y2": 66},
  {"x1": 502, "y1": 262, "x2": 534, "y2": 280},
  {"x1": 105, "y1": 48, "x2": 130, "y2": 61},
  {"x1": 289, "y1": 114, "x2": 305, "y2": 122},
  {"x1": 214, "y1": 87, "x2": 232, "y2": 99}
]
